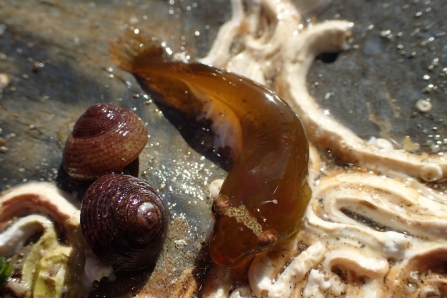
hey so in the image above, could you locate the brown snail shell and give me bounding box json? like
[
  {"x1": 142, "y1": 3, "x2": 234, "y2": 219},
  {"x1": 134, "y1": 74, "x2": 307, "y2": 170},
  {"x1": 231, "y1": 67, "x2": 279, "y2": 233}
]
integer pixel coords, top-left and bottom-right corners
[
  {"x1": 80, "y1": 173, "x2": 168, "y2": 271},
  {"x1": 62, "y1": 103, "x2": 148, "y2": 181}
]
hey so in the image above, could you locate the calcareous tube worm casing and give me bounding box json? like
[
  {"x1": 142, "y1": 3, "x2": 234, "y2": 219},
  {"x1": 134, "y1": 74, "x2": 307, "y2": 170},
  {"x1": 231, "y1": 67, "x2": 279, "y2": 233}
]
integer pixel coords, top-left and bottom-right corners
[{"x1": 110, "y1": 33, "x2": 311, "y2": 266}]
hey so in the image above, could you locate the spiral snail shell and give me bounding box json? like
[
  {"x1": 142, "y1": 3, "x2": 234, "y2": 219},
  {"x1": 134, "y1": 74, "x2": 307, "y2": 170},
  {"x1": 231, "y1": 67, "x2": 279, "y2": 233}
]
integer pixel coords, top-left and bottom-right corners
[
  {"x1": 62, "y1": 103, "x2": 148, "y2": 181},
  {"x1": 80, "y1": 173, "x2": 168, "y2": 271}
]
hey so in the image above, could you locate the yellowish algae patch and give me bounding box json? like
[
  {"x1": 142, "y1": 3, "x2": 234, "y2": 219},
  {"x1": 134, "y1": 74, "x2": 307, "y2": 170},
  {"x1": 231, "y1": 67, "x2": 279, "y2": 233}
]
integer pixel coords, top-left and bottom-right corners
[{"x1": 0, "y1": 183, "x2": 87, "y2": 297}]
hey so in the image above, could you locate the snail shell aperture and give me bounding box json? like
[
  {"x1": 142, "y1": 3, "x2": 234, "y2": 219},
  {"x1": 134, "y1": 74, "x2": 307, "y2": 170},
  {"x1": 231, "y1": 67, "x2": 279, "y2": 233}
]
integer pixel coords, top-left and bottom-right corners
[
  {"x1": 62, "y1": 103, "x2": 148, "y2": 181},
  {"x1": 80, "y1": 173, "x2": 168, "y2": 271}
]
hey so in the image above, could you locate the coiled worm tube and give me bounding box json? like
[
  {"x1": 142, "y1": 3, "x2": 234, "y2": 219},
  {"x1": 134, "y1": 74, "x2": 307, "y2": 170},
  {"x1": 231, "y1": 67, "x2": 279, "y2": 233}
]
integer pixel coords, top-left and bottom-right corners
[{"x1": 110, "y1": 33, "x2": 311, "y2": 267}]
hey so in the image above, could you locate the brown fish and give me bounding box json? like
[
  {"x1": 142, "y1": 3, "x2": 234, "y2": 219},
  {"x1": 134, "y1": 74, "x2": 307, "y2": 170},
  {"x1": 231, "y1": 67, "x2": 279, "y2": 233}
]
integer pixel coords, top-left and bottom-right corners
[{"x1": 110, "y1": 32, "x2": 311, "y2": 267}]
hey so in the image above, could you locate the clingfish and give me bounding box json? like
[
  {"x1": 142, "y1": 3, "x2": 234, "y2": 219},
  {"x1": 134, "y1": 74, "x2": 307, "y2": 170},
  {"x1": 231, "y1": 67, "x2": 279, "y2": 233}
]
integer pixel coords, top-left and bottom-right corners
[{"x1": 110, "y1": 33, "x2": 311, "y2": 267}]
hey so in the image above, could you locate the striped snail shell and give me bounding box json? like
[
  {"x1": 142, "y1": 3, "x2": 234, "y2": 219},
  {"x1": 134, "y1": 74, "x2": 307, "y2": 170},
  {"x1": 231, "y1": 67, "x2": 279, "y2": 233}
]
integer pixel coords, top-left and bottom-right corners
[
  {"x1": 80, "y1": 174, "x2": 168, "y2": 271},
  {"x1": 62, "y1": 103, "x2": 148, "y2": 181}
]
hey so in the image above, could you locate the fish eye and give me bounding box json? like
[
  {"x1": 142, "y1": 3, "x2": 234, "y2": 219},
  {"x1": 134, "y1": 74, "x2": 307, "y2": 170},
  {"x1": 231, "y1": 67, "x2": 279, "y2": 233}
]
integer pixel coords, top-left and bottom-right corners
[
  {"x1": 211, "y1": 201, "x2": 220, "y2": 219},
  {"x1": 256, "y1": 229, "x2": 278, "y2": 251},
  {"x1": 212, "y1": 195, "x2": 229, "y2": 219}
]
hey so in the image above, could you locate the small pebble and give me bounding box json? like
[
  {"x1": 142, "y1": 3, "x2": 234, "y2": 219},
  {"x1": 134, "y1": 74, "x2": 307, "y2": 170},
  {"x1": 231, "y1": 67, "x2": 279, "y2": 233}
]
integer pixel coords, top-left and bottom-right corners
[
  {"x1": 415, "y1": 99, "x2": 432, "y2": 112},
  {"x1": 0, "y1": 73, "x2": 11, "y2": 89}
]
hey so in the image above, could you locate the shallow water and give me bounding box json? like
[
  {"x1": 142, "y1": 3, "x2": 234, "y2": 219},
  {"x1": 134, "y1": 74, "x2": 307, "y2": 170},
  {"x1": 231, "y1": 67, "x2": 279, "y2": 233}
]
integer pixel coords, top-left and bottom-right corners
[
  {"x1": 0, "y1": 0, "x2": 446, "y2": 296},
  {"x1": 309, "y1": 0, "x2": 447, "y2": 152}
]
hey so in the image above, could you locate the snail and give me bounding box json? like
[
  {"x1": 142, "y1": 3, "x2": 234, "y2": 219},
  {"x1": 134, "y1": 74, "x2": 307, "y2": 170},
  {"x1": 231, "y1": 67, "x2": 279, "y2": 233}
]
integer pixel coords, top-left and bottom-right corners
[
  {"x1": 110, "y1": 33, "x2": 311, "y2": 267},
  {"x1": 80, "y1": 173, "x2": 168, "y2": 271},
  {"x1": 62, "y1": 103, "x2": 148, "y2": 181}
]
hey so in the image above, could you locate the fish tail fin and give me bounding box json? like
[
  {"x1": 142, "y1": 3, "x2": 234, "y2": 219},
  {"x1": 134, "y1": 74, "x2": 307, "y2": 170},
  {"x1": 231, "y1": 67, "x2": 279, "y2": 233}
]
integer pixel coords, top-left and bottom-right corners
[
  {"x1": 109, "y1": 31, "x2": 204, "y2": 117},
  {"x1": 109, "y1": 31, "x2": 166, "y2": 73}
]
